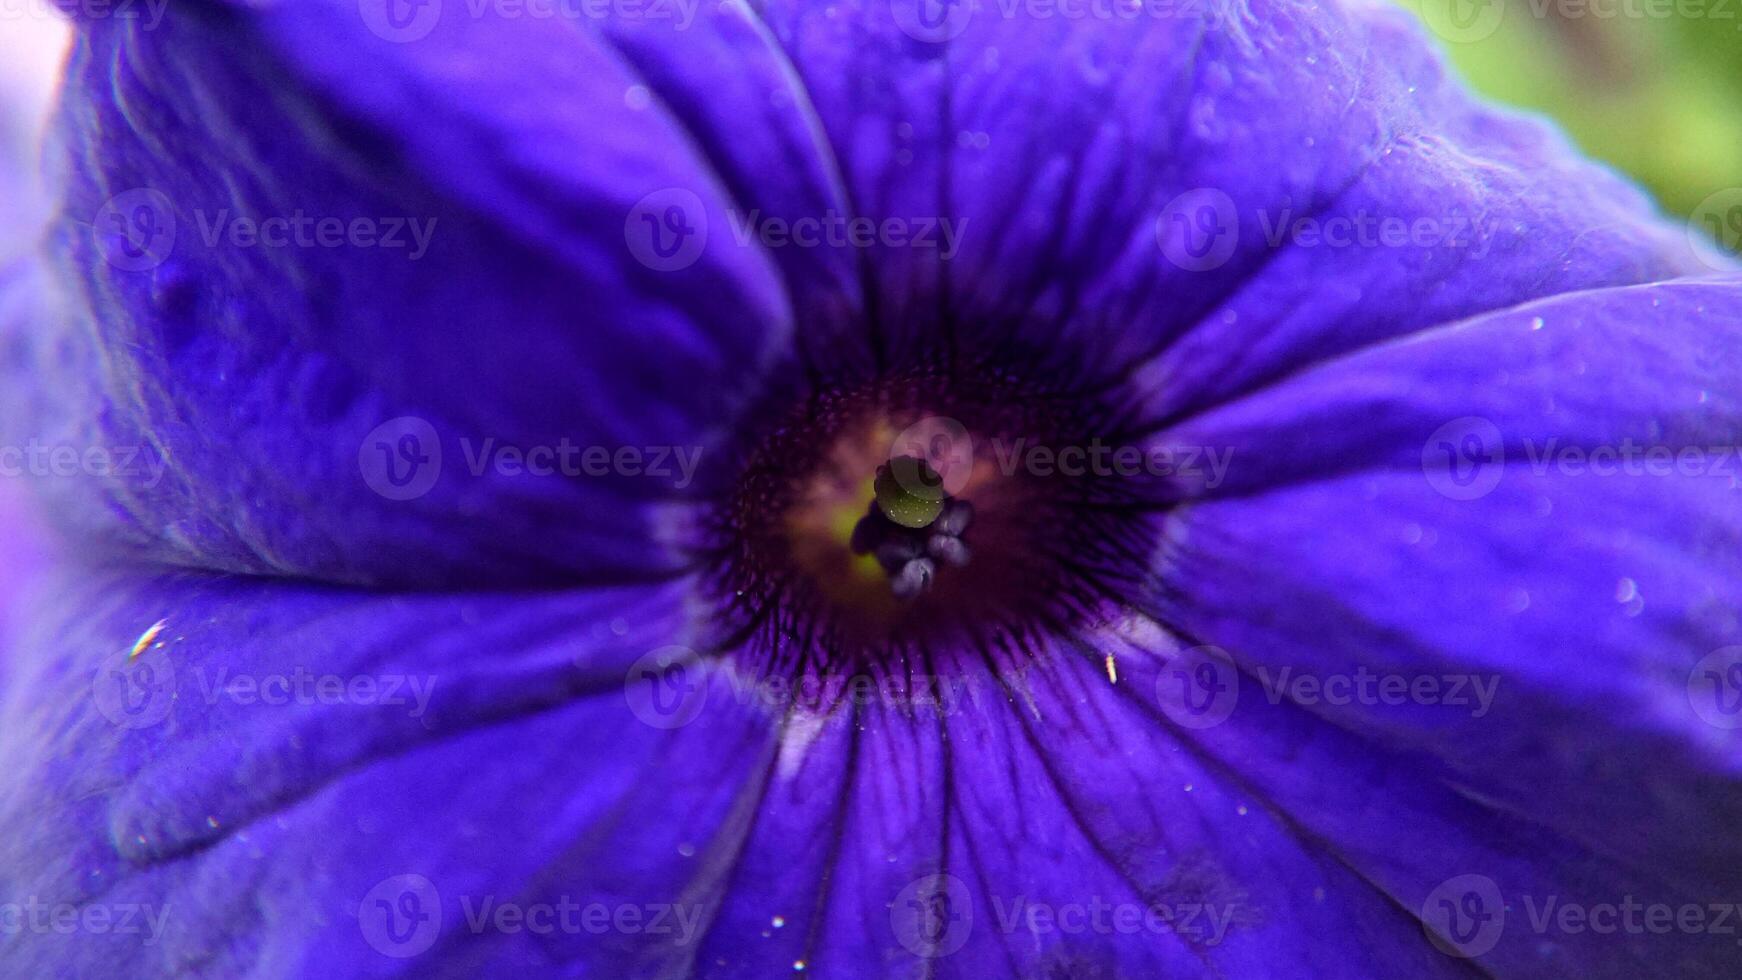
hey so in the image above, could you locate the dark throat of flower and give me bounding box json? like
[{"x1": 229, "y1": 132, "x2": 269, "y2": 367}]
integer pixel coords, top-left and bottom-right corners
[{"x1": 696, "y1": 357, "x2": 1164, "y2": 707}]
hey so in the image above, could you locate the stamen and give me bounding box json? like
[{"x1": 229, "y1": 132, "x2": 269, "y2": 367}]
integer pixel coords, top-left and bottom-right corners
[
  {"x1": 890, "y1": 557, "x2": 937, "y2": 599},
  {"x1": 852, "y1": 472, "x2": 975, "y2": 599}
]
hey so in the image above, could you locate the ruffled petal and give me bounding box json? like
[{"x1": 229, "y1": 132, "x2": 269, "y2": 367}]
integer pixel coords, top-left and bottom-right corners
[
  {"x1": 19, "y1": 12, "x2": 822, "y2": 585},
  {"x1": 0, "y1": 566, "x2": 783, "y2": 976},
  {"x1": 1149, "y1": 276, "x2": 1742, "y2": 971},
  {"x1": 753, "y1": 0, "x2": 1719, "y2": 400}
]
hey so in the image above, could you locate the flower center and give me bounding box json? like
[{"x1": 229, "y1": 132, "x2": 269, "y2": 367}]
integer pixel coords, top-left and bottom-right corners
[
  {"x1": 851, "y1": 457, "x2": 975, "y2": 600},
  {"x1": 700, "y1": 358, "x2": 1160, "y2": 687}
]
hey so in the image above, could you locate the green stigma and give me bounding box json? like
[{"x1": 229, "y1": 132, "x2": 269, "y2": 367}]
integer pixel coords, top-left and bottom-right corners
[{"x1": 874, "y1": 456, "x2": 947, "y2": 529}]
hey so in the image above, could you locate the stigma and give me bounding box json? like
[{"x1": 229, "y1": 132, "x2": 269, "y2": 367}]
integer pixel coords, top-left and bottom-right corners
[{"x1": 850, "y1": 456, "x2": 974, "y2": 599}]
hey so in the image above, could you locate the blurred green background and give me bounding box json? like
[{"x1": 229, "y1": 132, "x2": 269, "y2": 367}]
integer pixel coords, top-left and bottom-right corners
[{"x1": 1401, "y1": 0, "x2": 1742, "y2": 251}]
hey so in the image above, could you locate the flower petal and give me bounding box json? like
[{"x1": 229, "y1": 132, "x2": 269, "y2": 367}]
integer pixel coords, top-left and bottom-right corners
[
  {"x1": 756, "y1": 0, "x2": 1717, "y2": 401},
  {"x1": 21, "y1": 13, "x2": 821, "y2": 585},
  {"x1": 0, "y1": 565, "x2": 783, "y2": 975},
  {"x1": 1149, "y1": 277, "x2": 1742, "y2": 970}
]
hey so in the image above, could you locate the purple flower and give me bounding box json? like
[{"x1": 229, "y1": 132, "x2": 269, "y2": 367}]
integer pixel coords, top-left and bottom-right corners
[{"x1": 3, "y1": 0, "x2": 1741, "y2": 976}]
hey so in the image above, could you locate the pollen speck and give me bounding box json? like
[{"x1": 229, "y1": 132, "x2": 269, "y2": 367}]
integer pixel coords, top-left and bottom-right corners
[{"x1": 1104, "y1": 653, "x2": 1118, "y2": 684}]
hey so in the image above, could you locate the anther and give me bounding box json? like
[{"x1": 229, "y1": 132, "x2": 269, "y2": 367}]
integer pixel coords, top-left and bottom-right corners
[{"x1": 852, "y1": 464, "x2": 975, "y2": 598}]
